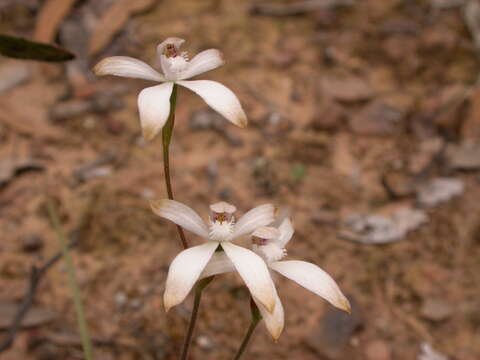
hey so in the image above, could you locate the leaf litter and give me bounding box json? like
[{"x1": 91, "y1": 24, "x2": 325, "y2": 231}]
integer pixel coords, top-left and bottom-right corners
[{"x1": 1, "y1": 0, "x2": 479, "y2": 359}]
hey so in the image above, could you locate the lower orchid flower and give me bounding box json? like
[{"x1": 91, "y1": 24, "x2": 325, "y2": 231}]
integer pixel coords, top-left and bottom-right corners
[
  {"x1": 150, "y1": 199, "x2": 277, "y2": 313},
  {"x1": 201, "y1": 218, "x2": 351, "y2": 340}
]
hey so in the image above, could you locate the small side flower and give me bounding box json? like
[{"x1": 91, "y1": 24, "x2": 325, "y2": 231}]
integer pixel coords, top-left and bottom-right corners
[{"x1": 201, "y1": 216, "x2": 351, "y2": 340}]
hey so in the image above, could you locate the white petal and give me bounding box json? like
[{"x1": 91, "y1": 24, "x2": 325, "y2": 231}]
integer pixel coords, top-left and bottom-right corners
[
  {"x1": 199, "y1": 252, "x2": 235, "y2": 279},
  {"x1": 221, "y1": 242, "x2": 276, "y2": 313},
  {"x1": 269, "y1": 261, "x2": 351, "y2": 313},
  {"x1": 150, "y1": 199, "x2": 210, "y2": 238},
  {"x1": 275, "y1": 218, "x2": 294, "y2": 247},
  {"x1": 252, "y1": 226, "x2": 280, "y2": 240},
  {"x1": 137, "y1": 82, "x2": 173, "y2": 140},
  {"x1": 178, "y1": 49, "x2": 225, "y2": 80},
  {"x1": 210, "y1": 201, "x2": 236, "y2": 214},
  {"x1": 93, "y1": 56, "x2": 165, "y2": 82},
  {"x1": 253, "y1": 289, "x2": 284, "y2": 340},
  {"x1": 232, "y1": 204, "x2": 275, "y2": 239},
  {"x1": 164, "y1": 242, "x2": 218, "y2": 311},
  {"x1": 177, "y1": 80, "x2": 247, "y2": 128}
]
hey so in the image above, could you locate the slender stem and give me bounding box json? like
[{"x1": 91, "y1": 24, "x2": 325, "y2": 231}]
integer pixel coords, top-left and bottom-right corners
[
  {"x1": 180, "y1": 291, "x2": 201, "y2": 360},
  {"x1": 233, "y1": 321, "x2": 260, "y2": 360},
  {"x1": 161, "y1": 85, "x2": 207, "y2": 360},
  {"x1": 233, "y1": 299, "x2": 262, "y2": 360},
  {"x1": 180, "y1": 276, "x2": 214, "y2": 360},
  {"x1": 162, "y1": 84, "x2": 188, "y2": 249},
  {"x1": 47, "y1": 201, "x2": 94, "y2": 360}
]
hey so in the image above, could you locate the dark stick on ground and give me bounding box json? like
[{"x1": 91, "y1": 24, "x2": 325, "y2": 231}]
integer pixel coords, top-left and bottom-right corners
[
  {"x1": 250, "y1": 0, "x2": 354, "y2": 16},
  {"x1": 0, "y1": 191, "x2": 100, "y2": 353}
]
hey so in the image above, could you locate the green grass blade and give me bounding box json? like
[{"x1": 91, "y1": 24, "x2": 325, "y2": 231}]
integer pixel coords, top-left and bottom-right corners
[{"x1": 47, "y1": 201, "x2": 94, "y2": 360}]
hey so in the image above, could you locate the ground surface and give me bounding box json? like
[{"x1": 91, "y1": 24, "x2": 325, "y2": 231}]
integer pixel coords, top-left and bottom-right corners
[{"x1": 1, "y1": 0, "x2": 480, "y2": 359}]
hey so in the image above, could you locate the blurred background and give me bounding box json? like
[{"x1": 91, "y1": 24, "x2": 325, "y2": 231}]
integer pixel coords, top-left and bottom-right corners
[{"x1": 1, "y1": 0, "x2": 479, "y2": 359}]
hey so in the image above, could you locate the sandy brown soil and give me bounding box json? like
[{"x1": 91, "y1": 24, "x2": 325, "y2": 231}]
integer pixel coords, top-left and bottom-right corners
[{"x1": 1, "y1": 0, "x2": 480, "y2": 359}]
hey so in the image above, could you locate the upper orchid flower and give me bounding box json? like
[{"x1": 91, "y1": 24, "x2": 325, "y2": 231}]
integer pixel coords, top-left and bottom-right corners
[
  {"x1": 94, "y1": 37, "x2": 247, "y2": 140},
  {"x1": 150, "y1": 199, "x2": 277, "y2": 313},
  {"x1": 201, "y1": 218, "x2": 351, "y2": 340}
]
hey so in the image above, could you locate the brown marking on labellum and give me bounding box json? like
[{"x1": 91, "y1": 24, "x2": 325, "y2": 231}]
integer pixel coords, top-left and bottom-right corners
[{"x1": 165, "y1": 44, "x2": 178, "y2": 58}]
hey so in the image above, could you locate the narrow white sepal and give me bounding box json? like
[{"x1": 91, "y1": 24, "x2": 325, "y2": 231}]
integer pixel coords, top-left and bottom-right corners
[
  {"x1": 176, "y1": 80, "x2": 248, "y2": 128},
  {"x1": 199, "y1": 251, "x2": 235, "y2": 279},
  {"x1": 221, "y1": 242, "x2": 276, "y2": 313},
  {"x1": 179, "y1": 49, "x2": 225, "y2": 80},
  {"x1": 269, "y1": 260, "x2": 351, "y2": 313},
  {"x1": 253, "y1": 288, "x2": 284, "y2": 340},
  {"x1": 93, "y1": 56, "x2": 165, "y2": 82},
  {"x1": 163, "y1": 242, "x2": 218, "y2": 311},
  {"x1": 232, "y1": 204, "x2": 275, "y2": 239},
  {"x1": 138, "y1": 82, "x2": 174, "y2": 140},
  {"x1": 150, "y1": 199, "x2": 210, "y2": 239},
  {"x1": 275, "y1": 218, "x2": 294, "y2": 247}
]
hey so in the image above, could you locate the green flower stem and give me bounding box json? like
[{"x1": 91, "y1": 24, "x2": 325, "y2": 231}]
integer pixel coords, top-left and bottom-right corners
[
  {"x1": 161, "y1": 84, "x2": 206, "y2": 360},
  {"x1": 47, "y1": 201, "x2": 94, "y2": 360},
  {"x1": 162, "y1": 84, "x2": 188, "y2": 249},
  {"x1": 233, "y1": 299, "x2": 262, "y2": 360},
  {"x1": 180, "y1": 276, "x2": 214, "y2": 360}
]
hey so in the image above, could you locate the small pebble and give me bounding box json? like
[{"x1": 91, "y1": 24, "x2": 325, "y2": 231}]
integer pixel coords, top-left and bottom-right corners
[
  {"x1": 141, "y1": 188, "x2": 155, "y2": 199},
  {"x1": 196, "y1": 335, "x2": 213, "y2": 350},
  {"x1": 365, "y1": 340, "x2": 392, "y2": 360},
  {"x1": 0, "y1": 62, "x2": 30, "y2": 93},
  {"x1": 114, "y1": 292, "x2": 128, "y2": 307},
  {"x1": 416, "y1": 178, "x2": 464, "y2": 207},
  {"x1": 130, "y1": 297, "x2": 142, "y2": 310},
  {"x1": 421, "y1": 298, "x2": 453, "y2": 322}
]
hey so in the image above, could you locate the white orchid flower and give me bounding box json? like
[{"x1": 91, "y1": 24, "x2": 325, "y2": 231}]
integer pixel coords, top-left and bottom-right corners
[
  {"x1": 150, "y1": 199, "x2": 277, "y2": 313},
  {"x1": 94, "y1": 37, "x2": 247, "y2": 140},
  {"x1": 201, "y1": 218, "x2": 351, "y2": 340}
]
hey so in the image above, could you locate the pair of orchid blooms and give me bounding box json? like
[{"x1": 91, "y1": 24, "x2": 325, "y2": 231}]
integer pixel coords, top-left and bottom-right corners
[{"x1": 94, "y1": 38, "x2": 350, "y2": 341}]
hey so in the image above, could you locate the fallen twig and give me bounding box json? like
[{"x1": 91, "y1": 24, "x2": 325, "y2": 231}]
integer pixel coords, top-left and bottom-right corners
[
  {"x1": 43, "y1": 331, "x2": 136, "y2": 349},
  {"x1": 0, "y1": 241, "x2": 79, "y2": 352},
  {"x1": 250, "y1": 0, "x2": 354, "y2": 16},
  {"x1": 72, "y1": 151, "x2": 117, "y2": 183},
  {"x1": 463, "y1": 0, "x2": 480, "y2": 52},
  {"x1": 0, "y1": 190, "x2": 100, "y2": 353},
  {"x1": 430, "y1": 0, "x2": 465, "y2": 9}
]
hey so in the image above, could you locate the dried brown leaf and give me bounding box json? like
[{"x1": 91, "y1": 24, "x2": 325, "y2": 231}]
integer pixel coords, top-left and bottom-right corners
[
  {"x1": 0, "y1": 303, "x2": 56, "y2": 329},
  {"x1": 464, "y1": 0, "x2": 480, "y2": 50},
  {"x1": 34, "y1": 0, "x2": 78, "y2": 43},
  {"x1": 349, "y1": 101, "x2": 403, "y2": 136},
  {"x1": 321, "y1": 74, "x2": 373, "y2": 102},
  {"x1": 88, "y1": 0, "x2": 156, "y2": 56},
  {"x1": 0, "y1": 157, "x2": 44, "y2": 187},
  {"x1": 461, "y1": 88, "x2": 480, "y2": 141},
  {"x1": 0, "y1": 99, "x2": 63, "y2": 140}
]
